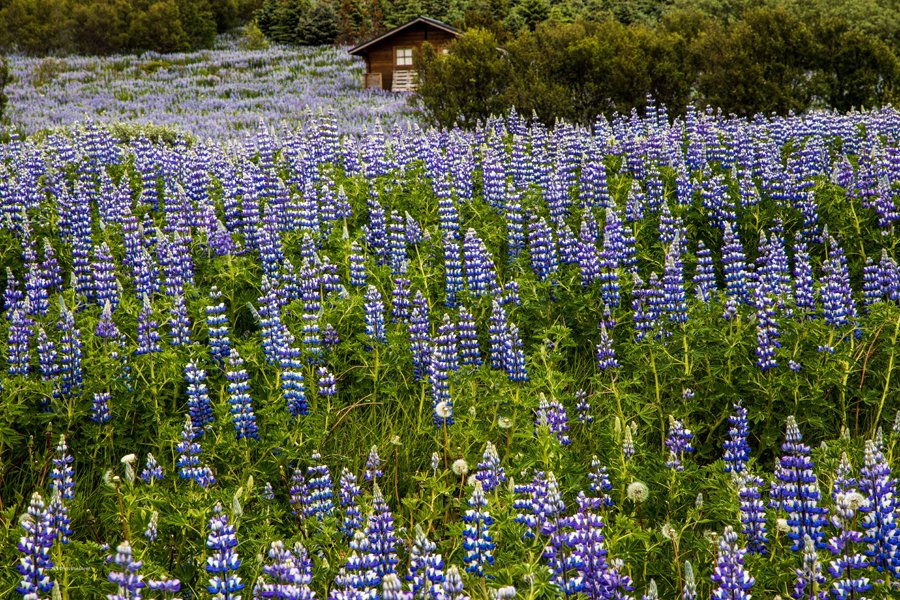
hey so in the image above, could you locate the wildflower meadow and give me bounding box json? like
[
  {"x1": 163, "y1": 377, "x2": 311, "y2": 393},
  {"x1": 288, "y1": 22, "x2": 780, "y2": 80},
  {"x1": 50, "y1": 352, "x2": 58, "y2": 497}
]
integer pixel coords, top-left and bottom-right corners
[{"x1": 3, "y1": 101, "x2": 900, "y2": 600}]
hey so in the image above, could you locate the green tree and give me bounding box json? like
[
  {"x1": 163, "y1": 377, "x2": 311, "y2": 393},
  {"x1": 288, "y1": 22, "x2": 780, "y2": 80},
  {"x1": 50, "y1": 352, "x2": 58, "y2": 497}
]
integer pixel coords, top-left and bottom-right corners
[
  {"x1": 128, "y1": 0, "x2": 190, "y2": 53},
  {"x1": 176, "y1": 0, "x2": 218, "y2": 49},
  {"x1": 297, "y1": 2, "x2": 339, "y2": 44},
  {"x1": 0, "y1": 56, "x2": 10, "y2": 123},
  {"x1": 415, "y1": 29, "x2": 513, "y2": 128},
  {"x1": 514, "y1": 0, "x2": 550, "y2": 31}
]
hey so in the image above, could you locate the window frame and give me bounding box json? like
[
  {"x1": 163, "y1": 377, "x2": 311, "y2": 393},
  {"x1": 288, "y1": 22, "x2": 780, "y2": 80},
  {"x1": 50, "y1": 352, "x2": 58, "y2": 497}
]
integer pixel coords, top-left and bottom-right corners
[{"x1": 395, "y1": 47, "x2": 414, "y2": 67}]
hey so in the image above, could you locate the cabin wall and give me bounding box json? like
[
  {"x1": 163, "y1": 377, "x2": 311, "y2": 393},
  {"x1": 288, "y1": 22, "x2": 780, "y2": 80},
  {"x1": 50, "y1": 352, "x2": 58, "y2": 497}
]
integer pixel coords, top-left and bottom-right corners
[{"x1": 362, "y1": 23, "x2": 456, "y2": 91}]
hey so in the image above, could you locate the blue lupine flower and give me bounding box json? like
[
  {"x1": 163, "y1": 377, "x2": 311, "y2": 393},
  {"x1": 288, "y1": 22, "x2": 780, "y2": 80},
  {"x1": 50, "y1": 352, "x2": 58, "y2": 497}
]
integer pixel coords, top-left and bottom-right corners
[
  {"x1": 339, "y1": 468, "x2": 363, "y2": 537},
  {"x1": 262, "y1": 482, "x2": 274, "y2": 502},
  {"x1": 463, "y1": 482, "x2": 494, "y2": 576},
  {"x1": 443, "y1": 565, "x2": 469, "y2": 600},
  {"x1": 596, "y1": 322, "x2": 618, "y2": 371},
  {"x1": 539, "y1": 472, "x2": 574, "y2": 595},
  {"x1": 831, "y1": 453, "x2": 856, "y2": 501},
  {"x1": 91, "y1": 392, "x2": 112, "y2": 424},
  {"x1": 463, "y1": 228, "x2": 499, "y2": 298},
  {"x1": 365, "y1": 484, "x2": 401, "y2": 582},
  {"x1": 140, "y1": 453, "x2": 163, "y2": 484},
  {"x1": 206, "y1": 503, "x2": 244, "y2": 599},
  {"x1": 135, "y1": 295, "x2": 161, "y2": 356},
  {"x1": 528, "y1": 216, "x2": 558, "y2": 283},
  {"x1": 409, "y1": 292, "x2": 431, "y2": 382},
  {"x1": 588, "y1": 456, "x2": 614, "y2": 509},
  {"x1": 185, "y1": 360, "x2": 214, "y2": 434},
  {"x1": 144, "y1": 511, "x2": 158, "y2": 544},
  {"x1": 474, "y1": 441, "x2": 506, "y2": 493},
  {"x1": 792, "y1": 238, "x2": 816, "y2": 319},
  {"x1": 7, "y1": 306, "x2": 33, "y2": 376},
  {"x1": 365, "y1": 446, "x2": 383, "y2": 483},
  {"x1": 826, "y1": 489, "x2": 871, "y2": 599},
  {"x1": 566, "y1": 491, "x2": 611, "y2": 599},
  {"x1": 575, "y1": 389, "x2": 593, "y2": 424},
  {"x1": 256, "y1": 540, "x2": 315, "y2": 600},
  {"x1": 578, "y1": 220, "x2": 601, "y2": 289},
  {"x1": 364, "y1": 285, "x2": 387, "y2": 346},
  {"x1": 302, "y1": 451, "x2": 335, "y2": 521},
  {"x1": 176, "y1": 416, "x2": 215, "y2": 488},
  {"x1": 693, "y1": 241, "x2": 716, "y2": 302},
  {"x1": 737, "y1": 473, "x2": 768, "y2": 555},
  {"x1": 661, "y1": 240, "x2": 688, "y2": 326},
  {"x1": 822, "y1": 233, "x2": 856, "y2": 329},
  {"x1": 793, "y1": 535, "x2": 828, "y2": 600},
  {"x1": 16, "y1": 492, "x2": 55, "y2": 598},
  {"x1": 721, "y1": 222, "x2": 751, "y2": 305},
  {"x1": 349, "y1": 241, "x2": 368, "y2": 287},
  {"x1": 723, "y1": 402, "x2": 750, "y2": 474},
  {"x1": 665, "y1": 416, "x2": 694, "y2": 471},
  {"x1": 443, "y1": 234, "x2": 464, "y2": 308},
  {"x1": 858, "y1": 439, "x2": 900, "y2": 576},
  {"x1": 168, "y1": 292, "x2": 191, "y2": 347},
  {"x1": 107, "y1": 540, "x2": 145, "y2": 600},
  {"x1": 391, "y1": 277, "x2": 411, "y2": 323},
  {"x1": 710, "y1": 526, "x2": 754, "y2": 600},
  {"x1": 317, "y1": 366, "x2": 337, "y2": 397},
  {"x1": 334, "y1": 530, "x2": 380, "y2": 599},
  {"x1": 383, "y1": 573, "x2": 412, "y2": 600},
  {"x1": 504, "y1": 322, "x2": 528, "y2": 382},
  {"x1": 280, "y1": 346, "x2": 308, "y2": 417},
  {"x1": 226, "y1": 348, "x2": 259, "y2": 441},
  {"x1": 407, "y1": 525, "x2": 444, "y2": 596},
  {"x1": 536, "y1": 395, "x2": 570, "y2": 446},
  {"x1": 50, "y1": 434, "x2": 75, "y2": 501},
  {"x1": 457, "y1": 306, "x2": 481, "y2": 367},
  {"x1": 93, "y1": 241, "x2": 120, "y2": 312},
  {"x1": 206, "y1": 286, "x2": 232, "y2": 367},
  {"x1": 430, "y1": 314, "x2": 458, "y2": 425},
  {"x1": 772, "y1": 416, "x2": 828, "y2": 550},
  {"x1": 683, "y1": 561, "x2": 697, "y2": 600}
]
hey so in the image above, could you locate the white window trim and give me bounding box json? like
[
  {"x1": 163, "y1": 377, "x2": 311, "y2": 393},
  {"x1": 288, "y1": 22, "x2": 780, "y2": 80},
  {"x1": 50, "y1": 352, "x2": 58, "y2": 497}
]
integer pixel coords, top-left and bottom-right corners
[{"x1": 395, "y1": 47, "x2": 414, "y2": 67}]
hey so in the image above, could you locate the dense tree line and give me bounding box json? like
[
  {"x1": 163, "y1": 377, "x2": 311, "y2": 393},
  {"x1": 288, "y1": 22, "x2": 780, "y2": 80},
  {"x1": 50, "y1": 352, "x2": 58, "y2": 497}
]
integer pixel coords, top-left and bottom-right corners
[
  {"x1": 0, "y1": 56, "x2": 9, "y2": 122},
  {"x1": 416, "y1": 7, "x2": 900, "y2": 127},
  {"x1": 0, "y1": 0, "x2": 264, "y2": 54}
]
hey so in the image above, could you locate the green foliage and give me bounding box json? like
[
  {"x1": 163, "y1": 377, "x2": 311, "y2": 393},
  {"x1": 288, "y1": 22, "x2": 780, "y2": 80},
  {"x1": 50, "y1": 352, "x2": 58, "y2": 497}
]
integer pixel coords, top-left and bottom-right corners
[
  {"x1": 240, "y1": 20, "x2": 272, "y2": 50},
  {"x1": 256, "y1": 0, "x2": 338, "y2": 45},
  {"x1": 0, "y1": 56, "x2": 11, "y2": 123}
]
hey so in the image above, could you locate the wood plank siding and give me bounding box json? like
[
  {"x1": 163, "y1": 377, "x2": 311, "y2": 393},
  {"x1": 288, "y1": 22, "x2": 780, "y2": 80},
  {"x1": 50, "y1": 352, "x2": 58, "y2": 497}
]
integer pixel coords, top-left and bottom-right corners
[{"x1": 349, "y1": 17, "x2": 459, "y2": 92}]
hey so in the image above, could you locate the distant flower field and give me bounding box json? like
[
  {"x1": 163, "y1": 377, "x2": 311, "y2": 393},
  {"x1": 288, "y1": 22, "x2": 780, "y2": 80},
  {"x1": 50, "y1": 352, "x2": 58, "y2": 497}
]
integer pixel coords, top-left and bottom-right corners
[
  {"x1": 3, "y1": 101, "x2": 900, "y2": 599},
  {"x1": 4, "y1": 42, "x2": 413, "y2": 139}
]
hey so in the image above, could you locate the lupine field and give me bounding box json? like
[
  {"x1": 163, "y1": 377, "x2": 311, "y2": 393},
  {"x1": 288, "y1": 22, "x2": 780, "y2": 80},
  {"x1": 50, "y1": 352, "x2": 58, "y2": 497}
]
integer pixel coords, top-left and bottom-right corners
[
  {"x1": 4, "y1": 41, "x2": 412, "y2": 140},
  {"x1": 5, "y1": 96, "x2": 900, "y2": 600}
]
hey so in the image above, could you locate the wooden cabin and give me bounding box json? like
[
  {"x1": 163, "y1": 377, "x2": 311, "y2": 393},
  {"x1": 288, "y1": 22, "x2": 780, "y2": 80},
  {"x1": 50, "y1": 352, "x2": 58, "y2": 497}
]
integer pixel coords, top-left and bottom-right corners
[{"x1": 349, "y1": 16, "x2": 459, "y2": 93}]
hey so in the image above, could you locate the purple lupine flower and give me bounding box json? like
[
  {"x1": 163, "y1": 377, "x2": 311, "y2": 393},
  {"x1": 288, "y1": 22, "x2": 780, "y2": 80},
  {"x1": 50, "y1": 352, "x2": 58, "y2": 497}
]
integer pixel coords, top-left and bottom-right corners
[
  {"x1": 383, "y1": 573, "x2": 412, "y2": 600},
  {"x1": 339, "y1": 468, "x2": 363, "y2": 537},
  {"x1": 463, "y1": 482, "x2": 494, "y2": 576},
  {"x1": 443, "y1": 234, "x2": 464, "y2": 308},
  {"x1": 536, "y1": 395, "x2": 570, "y2": 446},
  {"x1": 774, "y1": 416, "x2": 828, "y2": 550},
  {"x1": 683, "y1": 561, "x2": 697, "y2": 600},
  {"x1": 206, "y1": 503, "x2": 244, "y2": 599},
  {"x1": 364, "y1": 285, "x2": 387, "y2": 346},
  {"x1": 144, "y1": 511, "x2": 158, "y2": 544},
  {"x1": 736, "y1": 472, "x2": 768, "y2": 556},
  {"x1": 693, "y1": 241, "x2": 717, "y2": 302},
  {"x1": 409, "y1": 291, "x2": 431, "y2": 382},
  {"x1": 176, "y1": 416, "x2": 215, "y2": 488},
  {"x1": 168, "y1": 292, "x2": 191, "y2": 347},
  {"x1": 862, "y1": 256, "x2": 881, "y2": 308},
  {"x1": 539, "y1": 472, "x2": 575, "y2": 595},
  {"x1": 826, "y1": 489, "x2": 871, "y2": 599},
  {"x1": 280, "y1": 346, "x2": 308, "y2": 417},
  {"x1": 24, "y1": 257, "x2": 49, "y2": 317},
  {"x1": 391, "y1": 277, "x2": 411, "y2": 324},
  {"x1": 365, "y1": 446, "x2": 383, "y2": 483},
  {"x1": 578, "y1": 219, "x2": 601, "y2": 289},
  {"x1": 832, "y1": 453, "x2": 856, "y2": 502},
  {"x1": 256, "y1": 541, "x2": 314, "y2": 600},
  {"x1": 754, "y1": 287, "x2": 780, "y2": 372},
  {"x1": 93, "y1": 241, "x2": 120, "y2": 312},
  {"x1": 407, "y1": 526, "x2": 443, "y2": 596},
  {"x1": 135, "y1": 296, "x2": 161, "y2": 355},
  {"x1": 664, "y1": 416, "x2": 694, "y2": 472},
  {"x1": 349, "y1": 241, "x2": 367, "y2": 287},
  {"x1": 185, "y1": 360, "x2": 214, "y2": 435},
  {"x1": 721, "y1": 222, "x2": 752, "y2": 305},
  {"x1": 289, "y1": 465, "x2": 306, "y2": 518},
  {"x1": 474, "y1": 441, "x2": 506, "y2": 493},
  {"x1": 565, "y1": 491, "x2": 611, "y2": 599},
  {"x1": 457, "y1": 306, "x2": 481, "y2": 367},
  {"x1": 723, "y1": 402, "x2": 750, "y2": 474},
  {"x1": 297, "y1": 262, "x2": 322, "y2": 361},
  {"x1": 792, "y1": 238, "x2": 816, "y2": 319},
  {"x1": 226, "y1": 348, "x2": 259, "y2": 441},
  {"x1": 793, "y1": 535, "x2": 827, "y2": 600},
  {"x1": 41, "y1": 238, "x2": 62, "y2": 293},
  {"x1": 317, "y1": 366, "x2": 337, "y2": 397},
  {"x1": 575, "y1": 389, "x2": 593, "y2": 424},
  {"x1": 710, "y1": 526, "x2": 754, "y2": 600},
  {"x1": 596, "y1": 322, "x2": 618, "y2": 371},
  {"x1": 528, "y1": 216, "x2": 558, "y2": 283},
  {"x1": 333, "y1": 529, "x2": 380, "y2": 599},
  {"x1": 463, "y1": 228, "x2": 499, "y2": 297},
  {"x1": 822, "y1": 233, "x2": 856, "y2": 329},
  {"x1": 365, "y1": 484, "x2": 401, "y2": 582},
  {"x1": 302, "y1": 451, "x2": 335, "y2": 521},
  {"x1": 91, "y1": 392, "x2": 111, "y2": 424},
  {"x1": 662, "y1": 240, "x2": 688, "y2": 326},
  {"x1": 51, "y1": 435, "x2": 75, "y2": 501},
  {"x1": 140, "y1": 453, "x2": 163, "y2": 484},
  {"x1": 35, "y1": 327, "x2": 57, "y2": 408},
  {"x1": 430, "y1": 314, "x2": 457, "y2": 426},
  {"x1": 7, "y1": 306, "x2": 33, "y2": 376},
  {"x1": 107, "y1": 540, "x2": 145, "y2": 599},
  {"x1": 57, "y1": 301, "x2": 83, "y2": 397},
  {"x1": 16, "y1": 492, "x2": 55, "y2": 598},
  {"x1": 504, "y1": 322, "x2": 528, "y2": 382},
  {"x1": 443, "y1": 565, "x2": 470, "y2": 600},
  {"x1": 858, "y1": 439, "x2": 900, "y2": 576},
  {"x1": 588, "y1": 456, "x2": 614, "y2": 509},
  {"x1": 206, "y1": 286, "x2": 231, "y2": 367}
]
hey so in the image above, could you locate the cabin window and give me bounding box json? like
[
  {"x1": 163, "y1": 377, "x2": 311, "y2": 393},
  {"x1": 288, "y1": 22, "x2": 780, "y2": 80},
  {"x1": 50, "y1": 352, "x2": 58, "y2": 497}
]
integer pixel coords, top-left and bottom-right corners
[{"x1": 396, "y1": 48, "x2": 414, "y2": 66}]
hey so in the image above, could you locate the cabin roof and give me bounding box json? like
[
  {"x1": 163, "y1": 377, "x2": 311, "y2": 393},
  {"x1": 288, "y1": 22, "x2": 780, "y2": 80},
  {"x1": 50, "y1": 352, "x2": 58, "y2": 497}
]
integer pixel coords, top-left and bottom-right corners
[{"x1": 348, "y1": 16, "x2": 460, "y2": 56}]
